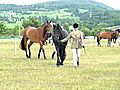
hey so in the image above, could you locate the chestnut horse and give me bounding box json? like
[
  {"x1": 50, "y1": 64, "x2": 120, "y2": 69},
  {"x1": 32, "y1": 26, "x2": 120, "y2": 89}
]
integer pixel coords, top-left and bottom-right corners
[
  {"x1": 20, "y1": 20, "x2": 52, "y2": 59},
  {"x1": 97, "y1": 31, "x2": 119, "y2": 47}
]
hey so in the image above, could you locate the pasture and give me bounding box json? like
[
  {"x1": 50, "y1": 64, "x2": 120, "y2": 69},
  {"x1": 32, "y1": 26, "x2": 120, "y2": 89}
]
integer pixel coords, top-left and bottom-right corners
[{"x1": 0, "y1": 39, "x2": 120, "y2": 90}]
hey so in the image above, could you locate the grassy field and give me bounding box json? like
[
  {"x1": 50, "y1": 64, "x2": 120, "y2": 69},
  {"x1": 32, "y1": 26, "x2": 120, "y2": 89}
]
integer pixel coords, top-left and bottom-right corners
[{"x1": 0, "y1": 39, "x2": 120, "y2": 90}]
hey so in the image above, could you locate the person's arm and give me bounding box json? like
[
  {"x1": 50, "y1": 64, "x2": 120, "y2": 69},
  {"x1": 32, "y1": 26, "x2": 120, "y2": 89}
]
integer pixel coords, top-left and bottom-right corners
[
  {"x1": 61, "y1": 32, "x2": 72, "y2": 42},
  {"x1": 80, "y1": 32, "x2": 85, "y2": 46}
]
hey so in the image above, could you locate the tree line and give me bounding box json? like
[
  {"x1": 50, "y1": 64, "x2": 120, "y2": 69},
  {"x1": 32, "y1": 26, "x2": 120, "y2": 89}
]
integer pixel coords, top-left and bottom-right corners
[{"x1": 0, "y1": 16, "x2": 112, "y2": 37}]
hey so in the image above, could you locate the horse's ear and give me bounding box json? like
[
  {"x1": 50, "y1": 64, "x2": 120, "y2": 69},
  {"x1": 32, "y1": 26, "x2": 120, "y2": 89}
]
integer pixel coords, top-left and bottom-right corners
[
  {"x1": 47, "y1": 20, "x2": 49, "y2": 23},
  {"x1": 53, "y1": 24, "x2": 56, "y2": 28},
  {"x1": 57, "y1": 24, "x2": 60, "y2": 27},
  {"x1": 49, "y1": 20, "x2": 52, "y2": 23}
]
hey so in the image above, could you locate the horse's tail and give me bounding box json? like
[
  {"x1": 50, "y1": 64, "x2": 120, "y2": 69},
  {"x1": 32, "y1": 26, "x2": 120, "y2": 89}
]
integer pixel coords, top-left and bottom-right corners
[
  {"x1": 20, "y1": 30, "x2": 27, "y2": 50},
  {"x1": 20, "y1": 37, "x2": 26, "y2": 50}
]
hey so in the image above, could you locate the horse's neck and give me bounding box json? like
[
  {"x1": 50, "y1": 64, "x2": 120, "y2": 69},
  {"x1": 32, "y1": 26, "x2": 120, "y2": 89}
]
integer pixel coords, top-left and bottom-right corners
[{"x1": 38, "y1": 26, "x2": 47, "y2": 39}]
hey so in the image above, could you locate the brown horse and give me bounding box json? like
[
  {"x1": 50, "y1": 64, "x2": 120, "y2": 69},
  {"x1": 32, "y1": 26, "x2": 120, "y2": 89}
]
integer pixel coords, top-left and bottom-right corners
[
  {"x1": 20, "y1": 20, "x2": 52, "y2": 59},
  {"x1": 97, "y1": 31, "x2": 119, "y2": 47}
]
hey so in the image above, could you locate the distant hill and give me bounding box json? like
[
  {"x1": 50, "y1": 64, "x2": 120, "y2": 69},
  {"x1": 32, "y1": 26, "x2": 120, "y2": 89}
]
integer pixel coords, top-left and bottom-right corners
[
  {"x1": 32, "y1": 0, "x2": 113, "y2": 11},
  {"x1": 0, "y1": 0, "x2": 113, "y2": 11}
]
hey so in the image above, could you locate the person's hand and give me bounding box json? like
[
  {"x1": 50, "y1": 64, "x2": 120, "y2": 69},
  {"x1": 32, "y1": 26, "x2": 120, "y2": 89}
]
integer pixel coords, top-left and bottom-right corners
[{"x1": 58, "y1": 40, "x2": 62, "y2": 43}]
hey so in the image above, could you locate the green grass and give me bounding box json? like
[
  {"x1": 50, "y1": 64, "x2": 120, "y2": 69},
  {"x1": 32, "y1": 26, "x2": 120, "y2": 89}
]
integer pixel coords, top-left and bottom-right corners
[{"x1": 0, "y1": 39, "x2": 120, "y2": 90}]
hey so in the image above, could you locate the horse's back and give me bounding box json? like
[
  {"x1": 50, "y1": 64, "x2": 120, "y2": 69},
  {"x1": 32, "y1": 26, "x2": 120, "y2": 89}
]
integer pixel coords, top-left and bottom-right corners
[
  {"x1": 24, "y1": 27, "x2": 41, "y2": 42},
  {"x1": 98, "y1": 32, "x2": 112, "y2": 39}
]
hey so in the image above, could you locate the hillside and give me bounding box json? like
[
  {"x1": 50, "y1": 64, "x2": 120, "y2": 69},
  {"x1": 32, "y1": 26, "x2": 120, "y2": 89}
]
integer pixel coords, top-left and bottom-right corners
[
  {"x1": 33, "y1": 0, "x2": 113, "y2": 11},
  {"x1": 0, "y1": 0, "x2": 113, "y2": 11}
]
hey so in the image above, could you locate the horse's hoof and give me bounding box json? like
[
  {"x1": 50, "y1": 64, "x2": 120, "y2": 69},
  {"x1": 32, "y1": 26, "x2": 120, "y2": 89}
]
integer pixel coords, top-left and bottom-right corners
[
  {"x1": 59, "y1": 65, "x2": 64, "y2": 67},
  {"x1": 27, "y1": 56, "x2": 30, "y2": 58},
  {"x1": 56, "y1": 64, "x2": 60, "y2": 67},
  {"x1": 28, "y1": 56, "x2": 31, "y2": 58},
  {"x1": 74, "y1": 66, "x2": 78, "y2": 68}
]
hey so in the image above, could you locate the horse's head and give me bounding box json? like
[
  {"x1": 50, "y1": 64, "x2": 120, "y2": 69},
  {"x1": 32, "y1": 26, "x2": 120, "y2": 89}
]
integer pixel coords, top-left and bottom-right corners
[
  {"x1": 111, "y1": 31, "x2": 119, "y2": 43},
  {"x1": 52, "y1": 23, "x2": 63, "y2": 44},
  {"x1": 53, "y1": 23, "x2": 62, "y2": 34},
  {"x1": 110, "y1": 31, "x2": 119, "y2": 37},
  {"x1": 53, "y1": 23, "x2": 63, "y2": 38},
  {"x1": 44, "y1": 20, "x2": 53, "y2": 31}
]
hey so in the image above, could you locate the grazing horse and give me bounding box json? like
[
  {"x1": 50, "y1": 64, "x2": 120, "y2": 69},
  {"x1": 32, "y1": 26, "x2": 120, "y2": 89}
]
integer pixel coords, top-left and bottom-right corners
[
  {"x1": 20, "y1": 20, "x2": 52, "y2": 59},
  {"x1": 52, "y1": 24, "x2": 68, "y2": 67},
  {"x1": 97, "y1": 31, "x2": 119, "y2": 47}
]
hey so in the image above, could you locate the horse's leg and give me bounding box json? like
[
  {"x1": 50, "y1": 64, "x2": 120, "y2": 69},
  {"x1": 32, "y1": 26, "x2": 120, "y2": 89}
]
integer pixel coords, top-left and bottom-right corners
[
  {"x1": 42, "y1": 48, "x2": 46, "y2": 60},
  {"x1": 28, "y1": 41, "x2": 33, "y2": 58},
  {"x1": 52, "y1": 51, "x2": 56, "y2": 59},
  {"x1": 99, "y1": 38, "x2": 102, "y2": 47},
  {"x1": 97, "y1": 36, "x2": 101, "y2": 46},
  {"x1": 25, "y1": 50, "x2": 29, "y2": 58},
  {"x1": 45, "y1": 41, "x2": 47, "y2": 45},
  {"x1": 38, "y1": 48, "x2": 42, "y2": 59},
  {"x1": 55, "y1": 46, "x2": 61, "y2": 67},
  {"x1": 108, "y1": 39, "x2": 111, "y2": 47},
  {"x1": 38, "y1": 42, "x2": 43, "y2": 59},
  {"x1": 24, "y1": 38, "x2": 29, "y2": 58},
  {"x1": 60, "y1": 46, "x2": 66, "y2": 66}
]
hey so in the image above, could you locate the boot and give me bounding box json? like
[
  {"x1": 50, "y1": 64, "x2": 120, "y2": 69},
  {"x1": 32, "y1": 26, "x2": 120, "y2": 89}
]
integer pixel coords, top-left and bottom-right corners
[{"x1": 77, "y1": 61, "x2": 79, "y2": 66}]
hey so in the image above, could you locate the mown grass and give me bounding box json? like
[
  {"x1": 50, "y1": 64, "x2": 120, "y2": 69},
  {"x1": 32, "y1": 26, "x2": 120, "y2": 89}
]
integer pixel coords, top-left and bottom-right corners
[{"x1": 0, "y1": 39, "x2": 120, "y2": 90}]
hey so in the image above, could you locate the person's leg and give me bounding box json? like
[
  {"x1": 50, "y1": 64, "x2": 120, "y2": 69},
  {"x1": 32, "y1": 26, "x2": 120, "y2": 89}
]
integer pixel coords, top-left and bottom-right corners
[
  {"x1": 72, "y1": 49, "x2": 77, "y2": 67},
  {"x1": 77, "y1": 49, "x2": 80, "y2": 66}
]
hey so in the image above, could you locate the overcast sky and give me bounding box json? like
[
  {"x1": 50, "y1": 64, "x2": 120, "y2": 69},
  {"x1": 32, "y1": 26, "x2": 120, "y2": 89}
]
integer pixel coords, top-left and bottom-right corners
[{"x1": 0, "y1": 0, "x2": 120, "y2": 10}]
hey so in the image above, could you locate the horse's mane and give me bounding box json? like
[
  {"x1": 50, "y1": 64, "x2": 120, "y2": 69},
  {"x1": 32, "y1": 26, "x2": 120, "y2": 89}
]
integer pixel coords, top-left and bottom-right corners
[{"x1": 37, "y1": 23, "x2": 45, "y2": 29}]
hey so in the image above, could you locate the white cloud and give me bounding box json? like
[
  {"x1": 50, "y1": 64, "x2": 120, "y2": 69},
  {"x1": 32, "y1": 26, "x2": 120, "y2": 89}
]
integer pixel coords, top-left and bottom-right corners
[
  {"x1": 0, "y1": 0, "x2": 56, "y2": 5},
  {"x1": 94, "y1": 0, "x2": 120, "y2": 9}
]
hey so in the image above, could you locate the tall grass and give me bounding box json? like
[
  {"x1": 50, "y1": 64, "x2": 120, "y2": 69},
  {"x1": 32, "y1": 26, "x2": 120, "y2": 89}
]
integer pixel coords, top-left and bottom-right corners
[{"x1": 0, "y1": 39, "x2": 120, "y2": 90}]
